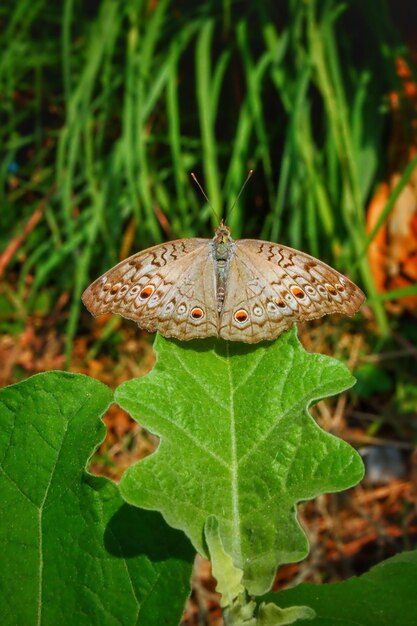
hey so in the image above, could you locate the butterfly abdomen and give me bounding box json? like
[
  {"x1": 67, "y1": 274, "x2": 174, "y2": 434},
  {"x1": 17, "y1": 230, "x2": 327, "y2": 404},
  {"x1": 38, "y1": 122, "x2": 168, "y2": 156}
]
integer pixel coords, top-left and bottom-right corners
[{"x1": 216, "y1": 268, "x2": 226, "y2": 313}]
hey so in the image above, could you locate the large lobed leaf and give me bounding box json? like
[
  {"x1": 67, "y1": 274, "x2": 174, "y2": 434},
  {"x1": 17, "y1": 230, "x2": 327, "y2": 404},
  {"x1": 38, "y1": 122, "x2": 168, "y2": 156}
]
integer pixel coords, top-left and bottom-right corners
[
  {"x1": 118, "y1": 328, "x2": 364, "y2": 595},
  {"x1": 0, "y1": 372, "x2": 193, "y2": 626}
]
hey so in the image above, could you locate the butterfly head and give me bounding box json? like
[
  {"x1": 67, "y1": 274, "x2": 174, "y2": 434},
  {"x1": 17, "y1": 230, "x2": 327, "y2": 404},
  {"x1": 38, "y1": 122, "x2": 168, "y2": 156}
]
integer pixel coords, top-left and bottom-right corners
[{"x1": 215, "y1": 221, "x2": 232, "y2": 244}]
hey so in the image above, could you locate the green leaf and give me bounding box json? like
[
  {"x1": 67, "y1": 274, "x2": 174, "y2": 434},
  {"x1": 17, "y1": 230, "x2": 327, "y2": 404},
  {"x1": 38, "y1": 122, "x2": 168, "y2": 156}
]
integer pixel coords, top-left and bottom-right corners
[
  {"x1": 205, "y1": 515, "x2": 245, "y2": 607},
  {"x1": 204, "y1": 515, "x2": 314, "y2": 624},
  {"x1": 0, "y1": 372, "x2": 193, "y2": 626},
  {"x1": 257, "y1": 601, "x2": 315, "y2": 625},
  {"x1": 117, "y1": 328, "x2": 364, "y2": 596},
  {"x1": 222, "y1": 595, "x2": 315, "y2": 626},
  {"x1": 262, "y1": 550, "x2": 417, "y2": 625}
]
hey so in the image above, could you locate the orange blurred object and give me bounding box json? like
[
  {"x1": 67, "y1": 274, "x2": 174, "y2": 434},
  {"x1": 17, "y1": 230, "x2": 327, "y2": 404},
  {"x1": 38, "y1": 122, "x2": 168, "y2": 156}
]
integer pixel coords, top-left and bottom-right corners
[{"x1": 367, "y1": 56, "x2": 417, "y2": 312}]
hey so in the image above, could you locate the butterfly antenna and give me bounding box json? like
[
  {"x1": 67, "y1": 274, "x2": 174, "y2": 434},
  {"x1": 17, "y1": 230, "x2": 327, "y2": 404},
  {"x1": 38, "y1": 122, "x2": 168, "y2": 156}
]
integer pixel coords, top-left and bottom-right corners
[
  {"x1": 191, "y1": 172, "x2": 220, "y2": 222},
  {"x1": 225, "y1": 169, "x2": 254, "y2": 223}
]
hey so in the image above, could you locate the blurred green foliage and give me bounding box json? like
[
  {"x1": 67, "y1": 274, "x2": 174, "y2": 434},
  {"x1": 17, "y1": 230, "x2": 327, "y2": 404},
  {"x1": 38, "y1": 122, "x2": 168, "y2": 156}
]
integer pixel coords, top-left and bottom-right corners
[
  {"x1": 354, "y1": 362, "x2": 393, "y2": 400},
  {"x1": 1, "y1": 0, "x2": 417, "y2": 355}
]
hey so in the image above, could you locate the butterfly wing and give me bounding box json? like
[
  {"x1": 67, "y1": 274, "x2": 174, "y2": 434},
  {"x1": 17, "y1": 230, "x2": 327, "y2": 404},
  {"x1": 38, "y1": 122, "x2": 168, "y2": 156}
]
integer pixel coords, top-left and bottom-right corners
[
  {"x1": 82, "y1": 239, "x2": 219, "y2": 340},
  {"x1": 219, "y1": 239, "x2": 365, "y2": 342}
]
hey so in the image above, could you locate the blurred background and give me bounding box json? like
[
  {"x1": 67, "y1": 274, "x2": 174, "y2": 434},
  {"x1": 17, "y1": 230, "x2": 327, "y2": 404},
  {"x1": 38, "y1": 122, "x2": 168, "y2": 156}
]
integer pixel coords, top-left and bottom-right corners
[{"x1": 1, "y1": 0, "x2": 417, "y2": 623}]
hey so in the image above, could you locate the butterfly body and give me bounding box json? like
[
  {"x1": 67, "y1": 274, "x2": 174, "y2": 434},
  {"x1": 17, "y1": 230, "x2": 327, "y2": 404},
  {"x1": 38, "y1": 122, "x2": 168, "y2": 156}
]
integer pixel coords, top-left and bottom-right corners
[
  {"x1": 82, "y1": 223, "x2": 365, "y2": 343},
  {"x1": 212, "y1": 222, "x2": 234, "y2": 312}
]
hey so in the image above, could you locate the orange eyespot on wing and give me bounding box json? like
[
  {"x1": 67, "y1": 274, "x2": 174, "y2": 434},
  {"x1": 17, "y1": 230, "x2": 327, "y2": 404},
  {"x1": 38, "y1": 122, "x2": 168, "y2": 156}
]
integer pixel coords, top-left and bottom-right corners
[
  {"x1": 335, "y1": 283, "x2": 345, "y2": 292},
  {"x1": 291, "y1": 286, "x2": 305, "y2": 299},
  {"x1": 190, "y1": 307, "x2": 204, "y2": 319},
  {"x1": 275, "y1": 298, "x2": 286, "y2": 308},
  {"x1": 139, "y1": 285, "x2": 155, "y2": 299},
  {"x1": 234, "y1": 309, "x2": 249, "y2": 323},
  {"x1": 325, "y1": 284, "x2": 337, "y2": 295}
]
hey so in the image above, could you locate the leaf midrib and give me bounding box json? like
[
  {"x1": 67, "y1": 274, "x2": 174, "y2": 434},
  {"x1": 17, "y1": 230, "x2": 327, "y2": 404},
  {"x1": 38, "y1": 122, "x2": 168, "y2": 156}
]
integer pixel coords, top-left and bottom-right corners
[{"x1": 226, "y1": 342, "x2": 242, "y2": 562}]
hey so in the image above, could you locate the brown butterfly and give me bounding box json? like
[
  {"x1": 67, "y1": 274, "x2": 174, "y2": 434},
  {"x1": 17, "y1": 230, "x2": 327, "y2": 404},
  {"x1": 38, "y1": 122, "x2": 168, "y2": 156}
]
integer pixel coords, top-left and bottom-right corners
[{"x1": 82, "y1": 220, "x2": 365, "y2": 343}]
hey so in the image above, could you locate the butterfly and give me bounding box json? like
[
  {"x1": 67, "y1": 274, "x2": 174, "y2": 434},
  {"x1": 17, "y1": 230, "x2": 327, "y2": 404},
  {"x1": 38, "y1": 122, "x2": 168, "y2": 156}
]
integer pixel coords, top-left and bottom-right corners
[{"x1": 82, "y1": 220, "x2": 365, "y2": 343}]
